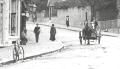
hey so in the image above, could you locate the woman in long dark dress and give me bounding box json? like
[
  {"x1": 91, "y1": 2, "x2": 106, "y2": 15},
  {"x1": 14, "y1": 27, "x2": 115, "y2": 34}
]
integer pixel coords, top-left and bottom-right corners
[{"x1": 50, "y1": 24, "x2": 56, "y2": 41}]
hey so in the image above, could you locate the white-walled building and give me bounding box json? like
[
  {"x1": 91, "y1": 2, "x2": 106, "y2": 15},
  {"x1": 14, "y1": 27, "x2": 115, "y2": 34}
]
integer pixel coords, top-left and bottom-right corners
[
  {"x1": 47, "y1": 0, "x2": 91, "y2": 28},
  {"x1": 0, "y1": 0, "x2": 21, "y2": 46},
  {"x1": 51, "y1": 7, "x2": 91, "y2": 28}
]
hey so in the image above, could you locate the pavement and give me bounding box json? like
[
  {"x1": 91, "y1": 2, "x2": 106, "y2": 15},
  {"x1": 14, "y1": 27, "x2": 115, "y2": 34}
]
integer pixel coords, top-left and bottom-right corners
[
  {"x1": 0, "y1": 22, "x2": 64, "y2": 65},
  {"x1": 0, "y1": 20, "x2": 119, "y2": 65},
  {"x1": 36, "y1": 20, "x2": 120, "y2": 37}
]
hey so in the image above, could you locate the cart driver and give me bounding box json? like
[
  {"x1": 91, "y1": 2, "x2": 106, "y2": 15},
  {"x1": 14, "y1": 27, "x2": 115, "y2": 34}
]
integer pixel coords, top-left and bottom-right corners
[{"x1": 82, "y1": 23, "x2": 92, "y2": 44}]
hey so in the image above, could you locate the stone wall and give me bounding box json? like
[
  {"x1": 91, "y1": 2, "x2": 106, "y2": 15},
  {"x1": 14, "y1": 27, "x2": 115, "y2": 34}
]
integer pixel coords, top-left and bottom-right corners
[{"x1": 95, "y1": 0, "x2": 120, "y2": 33}]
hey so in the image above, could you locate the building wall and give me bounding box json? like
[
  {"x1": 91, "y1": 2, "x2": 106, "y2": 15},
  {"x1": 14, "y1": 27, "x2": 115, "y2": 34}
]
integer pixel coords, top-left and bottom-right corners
[
  {"x1": 3, "y1": 0, "x2": 10, "y2": 45},
  {"x1": 51, "y1": 6, "x2": 91, "y2": 28},
  {"x1": 0, "y1": 0, "x2": 21, "y2": 46},
  {"x1": 0, "y1": 3, "x2": 3, "y2": 45},
  {"x1": 117, "y1": 0, "x2": 120, "y2": 27}
]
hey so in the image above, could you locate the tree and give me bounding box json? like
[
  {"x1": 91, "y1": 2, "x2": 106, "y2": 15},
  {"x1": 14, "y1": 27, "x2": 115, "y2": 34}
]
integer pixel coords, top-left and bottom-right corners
[
  {"x1": 24, "y1": 0, "x2": 48, "y2": 12},
  {"x1": 79, "y1": 0, "x2": 116, "y2": 20},
  {"x1": 54, "y1": 0, "x2": 85, "y2": 9}
]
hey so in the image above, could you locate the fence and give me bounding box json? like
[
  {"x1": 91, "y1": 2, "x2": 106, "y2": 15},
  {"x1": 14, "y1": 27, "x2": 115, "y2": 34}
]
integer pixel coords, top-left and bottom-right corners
[{"x1": 99, "y1": 19, "x2": 120, "y2": 34}]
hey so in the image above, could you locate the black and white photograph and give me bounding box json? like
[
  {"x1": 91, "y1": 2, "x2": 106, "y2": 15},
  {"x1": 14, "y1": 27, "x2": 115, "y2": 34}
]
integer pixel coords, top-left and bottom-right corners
[{"x1": 0, "y1": 0, "x2": 120, "y2": 69}]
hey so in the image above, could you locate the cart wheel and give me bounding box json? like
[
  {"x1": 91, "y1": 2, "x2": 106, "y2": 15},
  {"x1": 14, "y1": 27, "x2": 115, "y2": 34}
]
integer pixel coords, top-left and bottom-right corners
[
  {"x1": 98, "y1": 36, "x2": 101, "y2": 44},
  {"x1": 84, "y1": 37, "x2": 87, "y2": 44},
  {"x1": 98, "y1": 29, "x2": 101, "y2": 44},
  {"x1": 80, "y1": 37, "x2": 82, "y2": 45},
  {"x1": 13, "y1": 48, "x2": 19, "y2": 61},
  {"x1": 18, "y1": 46, "x2": 24, "y2": 60}
]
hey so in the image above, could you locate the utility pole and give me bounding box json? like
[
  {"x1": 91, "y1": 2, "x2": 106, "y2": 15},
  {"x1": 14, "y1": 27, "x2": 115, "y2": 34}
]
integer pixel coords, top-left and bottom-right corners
[
  {"x1": 90, "y1": 0, "x2": 96, "y2": 21},
  {"x1": 86, "y1": 11, "x2": 88, "y2": 21},
  {"x1": 49, "y1": 6, "x2": 51, "y2": 20}
]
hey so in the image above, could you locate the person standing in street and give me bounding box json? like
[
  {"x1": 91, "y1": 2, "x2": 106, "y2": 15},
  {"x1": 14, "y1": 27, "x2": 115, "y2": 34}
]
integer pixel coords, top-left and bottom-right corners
[
  {"x1": 94, "y1": 19, "x2": 98, "y2": 30},
  {"x1": 92, "y1": 17, "x2": 98, "y2": 30},
  {"x1": 34, "y1": 24, "x2": 40, "y2": 43},
  {"x1": 50, "y1": 24, "x2": 56, "y2": 41},
  {"x1": 20, "y1": 27, "x2": 27, "y2": 45},
  {"x1": 26, "y1": 11, "x2": 29, "y2": 21},
  {"x1": 21, "y1": 29, "x2": 27, "y2": 45},
  {"x1": 66, "y1": 15, "x2": 69, "y2": 27}
]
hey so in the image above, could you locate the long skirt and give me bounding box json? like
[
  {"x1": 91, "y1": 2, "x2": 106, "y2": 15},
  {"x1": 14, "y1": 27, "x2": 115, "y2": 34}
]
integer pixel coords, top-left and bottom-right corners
[
  {"x1": 50, "y1": 34, "x2": 55, "y2": 41},
  {"x1": 35, "y1": 33, "x2": 39, "y2": 43}
]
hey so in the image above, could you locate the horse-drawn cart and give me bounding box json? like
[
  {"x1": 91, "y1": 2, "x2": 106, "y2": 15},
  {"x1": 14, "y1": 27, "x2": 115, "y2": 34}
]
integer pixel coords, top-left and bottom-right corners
[{"x1": 79, "y1": 23, "x2": 101, "y2": 45}]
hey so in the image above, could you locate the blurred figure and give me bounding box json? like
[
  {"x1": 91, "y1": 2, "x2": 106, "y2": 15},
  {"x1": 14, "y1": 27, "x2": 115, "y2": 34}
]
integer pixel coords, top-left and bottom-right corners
[
  {"x1": 91, "y1": 17, "x2": 98, "y2": 30},
  {"x1": 21, "y1": 27, "x2": 27, "y2": 45},
  {"x1": 34, "y1": 24, "x2": 40, "y2": 43},
  {"x1": 84, "y1": 20, "x2": 88, "y2": 26},
  {"x1": 26, "y1": 11, "x2": 29, "y2": 21},
  {"x1": 50, "y1": 24, "x2": 56, "y2": 41},
  {"x1": 79, "y1": 31, "x2": 82, "y2": 45},
  {"x1": 66, "y1": 15, "x2": 69, "y2": 27},
  {"x1": 32, "y1": 12, "x2": 37, "y2": 22},
  {"x1": 94, "y1": 19, "x2": 98, "y2": 30}
]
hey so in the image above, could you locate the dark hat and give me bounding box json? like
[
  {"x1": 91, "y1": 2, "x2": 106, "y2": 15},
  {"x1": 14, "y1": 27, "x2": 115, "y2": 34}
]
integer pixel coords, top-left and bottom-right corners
[
  {"x1": 36, "y1": 23, "x2": 39, "y2": 25},
  {"x1": 52, "y1": 24, "x2": 54, "y2": 26},
  {"x1": 66, "y1": 15, "x2": 69, "y2": 17}
]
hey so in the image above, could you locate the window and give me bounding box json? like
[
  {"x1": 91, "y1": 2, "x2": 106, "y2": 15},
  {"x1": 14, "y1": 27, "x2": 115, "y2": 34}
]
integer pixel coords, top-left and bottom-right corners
[
  {"x1": 11, "y1": 13, "x2": 16, "y2": 36},
  {"x1": 10, "y1": 0, "x2": 18, "y2": 36}
]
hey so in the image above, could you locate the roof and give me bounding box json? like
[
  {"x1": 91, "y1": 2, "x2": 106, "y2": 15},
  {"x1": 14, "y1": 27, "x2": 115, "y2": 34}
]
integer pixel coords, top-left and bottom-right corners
[
  {"x1": 0, "y1": 0, "x2": 3, "y2": 3},
  {"x1": 47, "y1": 0, "x2": 63, "y2": 6},
  {"x1": 47, "y1": 0, "x2": 83, "y2": 8}
]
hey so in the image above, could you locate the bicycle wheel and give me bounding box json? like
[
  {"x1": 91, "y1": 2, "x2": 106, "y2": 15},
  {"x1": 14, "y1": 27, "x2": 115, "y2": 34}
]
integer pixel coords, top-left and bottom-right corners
[
  {"x1": 18, "y1": 46, "x2": 24, "y2": 60},
  {"x1": 79, "y1": 31, "x2": 82, "y2": 45},
  {"x1": 13, "y1": 48, "x2": 19, "y2": 61}
]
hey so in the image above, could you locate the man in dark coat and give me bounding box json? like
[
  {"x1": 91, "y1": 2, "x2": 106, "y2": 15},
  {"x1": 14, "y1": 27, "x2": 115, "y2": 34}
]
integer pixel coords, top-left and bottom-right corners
[
  {"x1": 66, "y1": 16, "x2": 69, "y2": 27},
  {"x1": 34, "y1": 24, "x2": 40, "y2": 43},
  {"x1": 82, "y1": 23, "x2": 92, "y2": 44},
  {"x1": 50, "y1": 24, "x2": 56, "y2": 41}
]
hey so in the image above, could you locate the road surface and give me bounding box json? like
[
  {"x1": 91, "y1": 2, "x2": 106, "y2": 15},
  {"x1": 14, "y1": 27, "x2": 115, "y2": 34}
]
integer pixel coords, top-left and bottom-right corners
[{"x1": 1, "y1": 25, "x2": 120, "y2": 69}]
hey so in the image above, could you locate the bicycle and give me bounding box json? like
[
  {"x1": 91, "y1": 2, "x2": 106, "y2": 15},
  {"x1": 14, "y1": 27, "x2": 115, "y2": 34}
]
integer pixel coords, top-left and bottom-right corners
[{"x1": 12, "y1": 40, "x2": 24, "y2": 61}]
